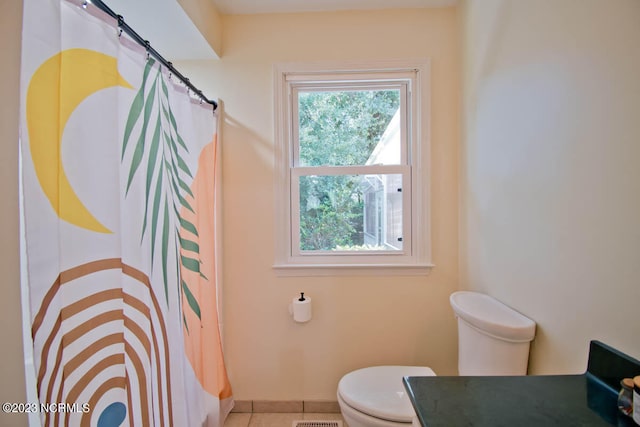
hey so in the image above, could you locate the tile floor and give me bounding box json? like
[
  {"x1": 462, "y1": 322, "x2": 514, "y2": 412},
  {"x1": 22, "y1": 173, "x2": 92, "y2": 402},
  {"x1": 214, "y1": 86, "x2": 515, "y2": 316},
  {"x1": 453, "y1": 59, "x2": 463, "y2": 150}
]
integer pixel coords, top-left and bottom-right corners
[{"x1": 224, "y1": 412, "x2": 348, "y2": 427}]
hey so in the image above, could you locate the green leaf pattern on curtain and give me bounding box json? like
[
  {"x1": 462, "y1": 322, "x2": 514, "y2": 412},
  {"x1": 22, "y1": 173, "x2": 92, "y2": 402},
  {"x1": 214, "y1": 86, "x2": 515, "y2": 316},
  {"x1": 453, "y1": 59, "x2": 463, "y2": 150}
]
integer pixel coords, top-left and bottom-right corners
[{"x1": 122, "y1": 58, "x2": 204, "y2": 324}]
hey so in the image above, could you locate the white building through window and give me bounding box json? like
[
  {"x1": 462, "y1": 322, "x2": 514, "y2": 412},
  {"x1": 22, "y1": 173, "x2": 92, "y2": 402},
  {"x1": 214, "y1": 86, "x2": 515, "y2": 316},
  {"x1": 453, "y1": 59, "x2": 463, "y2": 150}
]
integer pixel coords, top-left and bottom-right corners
[{"x1": 274, "y1": 61, "x2": 432, "y2": 275}]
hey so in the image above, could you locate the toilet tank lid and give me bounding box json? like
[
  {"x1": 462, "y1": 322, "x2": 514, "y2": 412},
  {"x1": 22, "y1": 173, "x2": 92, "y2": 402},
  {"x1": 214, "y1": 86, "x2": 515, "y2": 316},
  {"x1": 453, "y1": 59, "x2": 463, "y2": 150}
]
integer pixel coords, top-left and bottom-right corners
[{"x1": 450, "y1": 291, "x2": 536, "y2": 342}]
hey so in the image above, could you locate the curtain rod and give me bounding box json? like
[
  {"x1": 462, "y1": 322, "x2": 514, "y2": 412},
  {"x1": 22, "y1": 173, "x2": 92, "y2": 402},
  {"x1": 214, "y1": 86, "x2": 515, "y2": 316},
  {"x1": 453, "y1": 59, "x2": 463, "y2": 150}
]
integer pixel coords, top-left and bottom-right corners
[{"x1": 85, "y1": 0, "x2": 218, "y2": 111}]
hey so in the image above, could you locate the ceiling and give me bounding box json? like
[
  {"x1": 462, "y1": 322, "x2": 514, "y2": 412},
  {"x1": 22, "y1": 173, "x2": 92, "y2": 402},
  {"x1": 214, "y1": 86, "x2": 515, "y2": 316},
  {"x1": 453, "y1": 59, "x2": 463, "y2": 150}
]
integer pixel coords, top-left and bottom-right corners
[
  {"x1": 100, "y1": 0, "x2": 458, "y2": 61},
  {"x1": 211, "y1": 0, "x2": 458, "y2": 15}
]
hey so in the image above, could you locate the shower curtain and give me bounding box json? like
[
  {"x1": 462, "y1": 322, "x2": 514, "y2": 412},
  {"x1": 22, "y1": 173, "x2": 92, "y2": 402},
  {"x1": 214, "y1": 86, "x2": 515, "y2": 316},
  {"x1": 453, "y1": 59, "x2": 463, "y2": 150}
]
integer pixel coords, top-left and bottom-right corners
[{"x1": 19, "y1": 0, "x2": 232, "y2": 425}]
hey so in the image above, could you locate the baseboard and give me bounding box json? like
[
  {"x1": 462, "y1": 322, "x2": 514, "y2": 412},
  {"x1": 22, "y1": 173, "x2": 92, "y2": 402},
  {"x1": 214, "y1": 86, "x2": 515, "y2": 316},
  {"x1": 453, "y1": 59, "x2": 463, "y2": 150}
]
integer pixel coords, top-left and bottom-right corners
[{"x1": 231, "y1": 400, "x2": 340, "y2": 413}]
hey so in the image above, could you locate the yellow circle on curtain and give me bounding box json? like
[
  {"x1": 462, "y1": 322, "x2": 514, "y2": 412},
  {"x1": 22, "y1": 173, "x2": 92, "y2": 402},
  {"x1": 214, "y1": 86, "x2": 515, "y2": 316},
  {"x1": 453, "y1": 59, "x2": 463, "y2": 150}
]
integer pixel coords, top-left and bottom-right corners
[{"x1": 26, "y1": 48, "x2": 132, "y2": 233}]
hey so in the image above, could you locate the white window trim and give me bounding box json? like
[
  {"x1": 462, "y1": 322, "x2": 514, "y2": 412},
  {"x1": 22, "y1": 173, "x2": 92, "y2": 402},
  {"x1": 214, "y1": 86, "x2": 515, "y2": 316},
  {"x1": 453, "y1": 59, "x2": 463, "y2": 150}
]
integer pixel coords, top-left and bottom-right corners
[{"x1": 273, "y1": 60, "x2": 433, "y2": 276}]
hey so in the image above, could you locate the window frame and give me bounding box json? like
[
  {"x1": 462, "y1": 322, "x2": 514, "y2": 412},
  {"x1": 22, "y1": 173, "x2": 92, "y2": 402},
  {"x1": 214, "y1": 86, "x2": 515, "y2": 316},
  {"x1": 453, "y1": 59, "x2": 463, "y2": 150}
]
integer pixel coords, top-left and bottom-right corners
[{"x1": 274, "y1": 60, "x2": 433, "y2": 276}]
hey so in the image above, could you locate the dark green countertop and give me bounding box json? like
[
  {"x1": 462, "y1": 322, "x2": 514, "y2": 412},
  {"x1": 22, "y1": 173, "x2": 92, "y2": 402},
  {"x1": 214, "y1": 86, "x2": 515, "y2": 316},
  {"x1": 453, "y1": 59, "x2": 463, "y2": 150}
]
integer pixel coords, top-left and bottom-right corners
[
  {"x1": 403, "y1": 341, "x2": 640, "y2": 427},
  {"x1": 403, "y1": 374, "x2": 634, "y2": 427}
]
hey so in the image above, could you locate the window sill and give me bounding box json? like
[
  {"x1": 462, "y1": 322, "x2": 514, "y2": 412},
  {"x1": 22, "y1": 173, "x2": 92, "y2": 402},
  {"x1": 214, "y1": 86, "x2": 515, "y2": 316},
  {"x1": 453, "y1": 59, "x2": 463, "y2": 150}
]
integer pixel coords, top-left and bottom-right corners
[{"x1": 272, "y1": 263, "x2": 434, "y2": 277}]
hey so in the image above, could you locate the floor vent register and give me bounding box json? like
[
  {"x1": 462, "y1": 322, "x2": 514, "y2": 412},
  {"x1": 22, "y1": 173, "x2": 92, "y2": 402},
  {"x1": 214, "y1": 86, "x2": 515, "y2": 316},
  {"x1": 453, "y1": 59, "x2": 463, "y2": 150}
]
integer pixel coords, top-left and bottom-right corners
[{"x1": 292, "y1": 421, "x2": 343, "y2": 427}]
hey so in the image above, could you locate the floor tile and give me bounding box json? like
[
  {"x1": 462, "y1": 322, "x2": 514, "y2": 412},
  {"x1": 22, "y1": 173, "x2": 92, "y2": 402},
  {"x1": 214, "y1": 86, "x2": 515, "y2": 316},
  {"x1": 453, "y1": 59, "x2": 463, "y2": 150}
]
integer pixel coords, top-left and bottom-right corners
[
  {"x1": 224, "y1": 412, "x2": 251, "y2": 427},
  {"x1": 248, "y1": 413, "x2": 302, "y2": 427},
  {"x1": 231, "y1": 400, "x2": 253, "y2": 413},
  {"x1": 303, "y1": 401, "x2": 341, "y2": 413},
  {"x1": 253, "y1": 400, "x2": 304, "y2": 413},
  {"x1": 302, "y1": 413, "x2": 346, "y2": 421}
]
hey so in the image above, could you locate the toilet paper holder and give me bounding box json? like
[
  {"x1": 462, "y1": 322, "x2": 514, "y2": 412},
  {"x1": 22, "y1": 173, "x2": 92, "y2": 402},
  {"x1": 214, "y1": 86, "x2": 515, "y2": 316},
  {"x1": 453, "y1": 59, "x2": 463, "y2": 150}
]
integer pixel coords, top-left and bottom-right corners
[{"x1": 289, "y1": 292, "x2": 312, "y2": 323}]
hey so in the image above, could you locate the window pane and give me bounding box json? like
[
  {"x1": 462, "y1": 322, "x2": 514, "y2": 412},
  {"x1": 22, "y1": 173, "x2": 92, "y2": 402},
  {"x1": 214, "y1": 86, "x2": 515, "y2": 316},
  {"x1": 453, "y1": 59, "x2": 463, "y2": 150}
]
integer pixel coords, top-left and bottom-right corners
[
  {"x1": 299, "y1": 174, "x2": 403, "y2": 252},
  {"x1": 297, "y1": 89, "x2": 401, "y2": 166}
]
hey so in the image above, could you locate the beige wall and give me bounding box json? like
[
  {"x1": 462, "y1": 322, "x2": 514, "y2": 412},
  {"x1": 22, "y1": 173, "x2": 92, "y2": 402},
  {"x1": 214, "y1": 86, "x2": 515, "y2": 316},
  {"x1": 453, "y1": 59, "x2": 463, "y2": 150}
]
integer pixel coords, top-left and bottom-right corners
[
  {"x1": 10, "y1": 0, "x2": 639, "y2": 409},
  {"x1": 0, "y1": 0, "x2": 28, "y2": 426},
  {"x1": 177, "y1": 0, "x2": 224, "y2": 57},
  {"x1": 460, "y1": 0, "x2": 640, "y2": 374},
  {"x1": 178, "y1": 7, "x2": 460, "y2": 400}
]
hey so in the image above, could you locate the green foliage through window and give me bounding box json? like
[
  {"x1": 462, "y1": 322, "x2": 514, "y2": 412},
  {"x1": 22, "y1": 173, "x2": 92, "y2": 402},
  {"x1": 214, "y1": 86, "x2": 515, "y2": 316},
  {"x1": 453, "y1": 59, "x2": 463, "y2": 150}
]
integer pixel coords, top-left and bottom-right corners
[
  {"x1": 298, "y1": 90, "x2": 400, "y2": 166},
  {"x1": 297, "y1": 89, "x2": 400, "y2": 251}
]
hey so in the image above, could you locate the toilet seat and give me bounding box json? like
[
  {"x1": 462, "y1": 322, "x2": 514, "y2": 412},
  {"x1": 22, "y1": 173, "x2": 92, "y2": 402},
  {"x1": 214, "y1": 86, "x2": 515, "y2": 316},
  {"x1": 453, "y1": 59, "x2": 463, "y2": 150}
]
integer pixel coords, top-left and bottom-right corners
[{"x1": 337, "y1": 366, "x2": 435, "y2": 423}]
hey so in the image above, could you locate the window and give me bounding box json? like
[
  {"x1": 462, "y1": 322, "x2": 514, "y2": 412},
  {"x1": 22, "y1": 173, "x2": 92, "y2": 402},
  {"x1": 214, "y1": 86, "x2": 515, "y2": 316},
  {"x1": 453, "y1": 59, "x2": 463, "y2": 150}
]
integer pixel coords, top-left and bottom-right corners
[{"x1": 274, "y1": 61, "x2": 432, "y2": 275}]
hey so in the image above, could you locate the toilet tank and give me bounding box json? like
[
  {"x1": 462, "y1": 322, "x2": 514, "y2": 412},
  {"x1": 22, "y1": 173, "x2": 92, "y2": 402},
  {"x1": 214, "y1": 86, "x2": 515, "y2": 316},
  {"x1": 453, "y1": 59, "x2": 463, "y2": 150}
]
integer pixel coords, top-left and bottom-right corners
[{"x1": 450, "y1": 291, "x2": 536, "y2": 376}]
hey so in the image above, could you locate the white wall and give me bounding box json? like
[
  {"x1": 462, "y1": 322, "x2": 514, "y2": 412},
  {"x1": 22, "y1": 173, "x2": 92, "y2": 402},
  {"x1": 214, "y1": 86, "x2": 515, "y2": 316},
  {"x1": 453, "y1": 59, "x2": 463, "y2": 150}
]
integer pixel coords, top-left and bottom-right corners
[
  {"x1": 178, "y1": 7, "x2": 461, "y2": 400},
  {"x1": 460, "y1": 0, "x2": 640, "y2": 373}
]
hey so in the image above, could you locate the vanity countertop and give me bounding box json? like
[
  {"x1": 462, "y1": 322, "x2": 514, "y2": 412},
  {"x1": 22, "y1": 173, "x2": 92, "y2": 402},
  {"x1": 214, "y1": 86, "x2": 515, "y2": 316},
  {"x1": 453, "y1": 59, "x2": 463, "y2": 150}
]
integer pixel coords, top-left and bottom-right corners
[{"x1": 403, "y1": 341, "x2": 640, "y2": 427}]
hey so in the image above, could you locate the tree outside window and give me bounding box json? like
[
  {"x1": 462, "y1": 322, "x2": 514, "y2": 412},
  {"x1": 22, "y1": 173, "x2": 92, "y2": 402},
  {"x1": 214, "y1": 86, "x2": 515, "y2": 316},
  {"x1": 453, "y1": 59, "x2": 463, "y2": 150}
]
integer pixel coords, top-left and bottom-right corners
[{"x1": 296, "y1": 89, "x2": 401, "y2": 252}]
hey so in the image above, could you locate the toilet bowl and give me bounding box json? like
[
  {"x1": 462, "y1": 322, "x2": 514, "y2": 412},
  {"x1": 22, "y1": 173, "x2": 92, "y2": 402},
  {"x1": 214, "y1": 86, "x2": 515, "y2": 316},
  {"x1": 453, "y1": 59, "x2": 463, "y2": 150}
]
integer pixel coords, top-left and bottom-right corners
[{"x1": 337, "y1": 366, "x2": 435, "y2": 427}]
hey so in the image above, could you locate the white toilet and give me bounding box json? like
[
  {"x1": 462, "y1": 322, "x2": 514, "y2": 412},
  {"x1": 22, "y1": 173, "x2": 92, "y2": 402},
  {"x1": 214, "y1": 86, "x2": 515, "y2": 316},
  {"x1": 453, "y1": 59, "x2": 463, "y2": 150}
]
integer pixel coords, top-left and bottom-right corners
[
  {"x1": 337, "y1": 291, "x2": 536, "y2": 427},
  {"x1": 337, "y1": 365, "x2": 435, "y2": 427}
]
